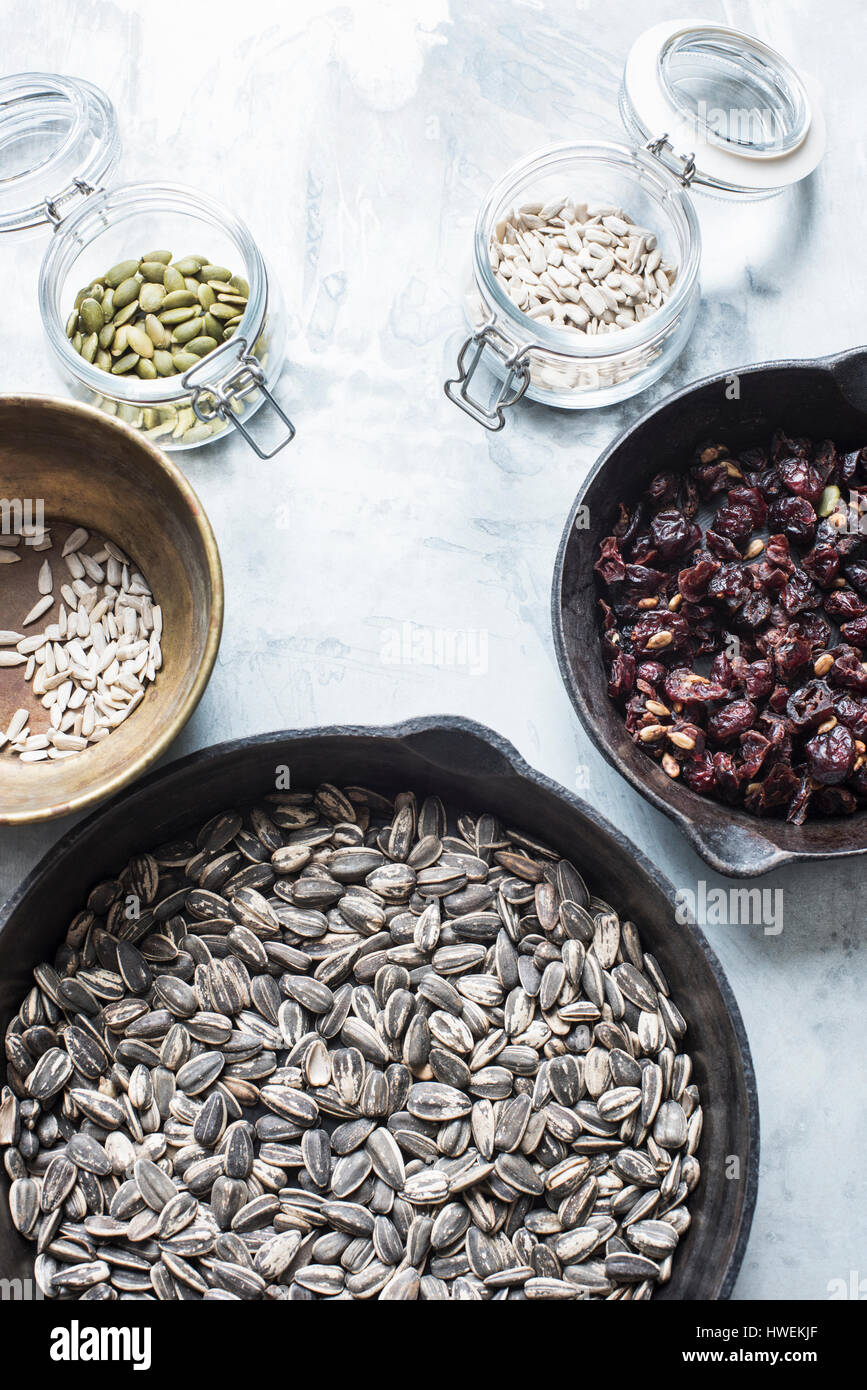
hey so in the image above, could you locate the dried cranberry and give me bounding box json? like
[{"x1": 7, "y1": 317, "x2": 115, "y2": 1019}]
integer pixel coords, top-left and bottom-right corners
[
  {"x1": 795, "y1": 612, "x2": 832, "y2": 652},
  {"x1": 765, "y1": 534, "x2": 795, "y2": 574},
  {"x1": 805, "y1": 724, "x2": 856, "y2": 785},
  {"x1": 845, "y1": 561, "x2": 867, "y2": 597},
  {"x1": 595, "y1": 536, "x2": 626, "y2": 585},
  {"x1": 712, "y1": 503, "x2": 755, "y2": 544},
  {"x1": 607, "y1": 653, "x2": 636, "y2": 700},
  {"x1": 801, "y1": 545, "x2": 840, "y2": 589},
  {"x1": 781, "y1": 571, "x2": 819, "y2": 616},
  {"x1": 786, "y1": 679, "x2": 834, "y2": 732},
  {"x1": 623, "y1": 564, "x2": 668, "y2": 596},
  {"x1": 785, "y1": 774, "x2": 815, "y2": 824},
  {"x1": 771, "y1": 430, "x2": 809, "y2": 462},
  {"x1": 837, "y1": 449, "x2": 864, "y2": 488},
  {"x1": 841, "y1": 616, "x2": 867, "y2": 646},
  {"x1": 629, "y1": 611, "x2": 691, "y2": 657},
  {"x1": 677, "y1": 751, "x2": 712, "y2": 794},
  {"x1": 772, "y1": 628, "x2": 812, "y2": 682},
  {"x1": 832, "y1": 693, "x2": 867, "y2": 739},
  {"x1": 744, "y1": 763, "x2": 800, "y2": 814},
  {"x1": 753, "y1": 559, "x2": 790, "y2": 593},
  {"x1": 707, "y1": 563, "x2": 749, "y2": 610},
  {"x1": 664, "y1": 668, "x2": 728, "y2": 704},
  {"x1": 740, "y1": 659, "x2": 774, "y2": 700},
  {"x1": 734, "y1": 593, "x2": 772, "y2": 632},
  {"x1": 768, "y1": 496, "x2": 817, "y2": 547},
  {"x1": 644, "y1": 473, "x2": 677, "y2": 507},
  {"x1": 710, "y1": 653, "x2": 734, "y2": 689},
  {"x1": 739, "y1": 730, "x2": 773, "y2": 779},
  {"x1": 779, "y1": 457, "x2": 825, "y2": 506},
  {"x1": 681, "y1": 476, "x2": 700, "y2": 520},
  {"x1": 727, "y1": 485, "x2": 768, "y2": 526},
  {"x1": 712, "y1": 751, "x2": 741, "y2": 803},
  {"x1": 678, "y1": 557, "x2": 720, "y2": 603},
  {"x1": 754, "y1": 466, "x2": 785, "y2": 500},
  {"x1": 613, "y1": 501, "x2": 643, "y2": 548},
  {"x1": 824, "y1": 589, "x2": 867, "y2": 622},
  {"x1": 706, "y1": 699, "x2": 756, "y2": 744},
  {"x1": 706, "y1": 529, "x2": 744, "y2": 561},
  {"x1": 636, "y1": 661, "x2": 667, "y2": 692},
  {"x1": 649, "y1": 509, "x2": 692, "y2": 560}
]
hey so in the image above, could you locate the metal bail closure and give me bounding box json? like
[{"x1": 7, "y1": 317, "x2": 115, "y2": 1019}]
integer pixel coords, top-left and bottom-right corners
[
  {"x1": 645, "y1": 134, "x2": 696, "y2": 187},
  {"x1": 182, "y1": 336, "x2": 296, "y2": 458},
  {"x1": 445, "y1": 321, "x2": 531, "y2": 431}
]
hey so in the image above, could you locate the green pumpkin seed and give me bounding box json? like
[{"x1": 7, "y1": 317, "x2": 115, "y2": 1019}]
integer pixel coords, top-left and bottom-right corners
[
  {"x1": 65, "y1": 310, "x2": 78, "y2": 339},
  {"x1": 230, "y1": 275, "x2": 250, "y2": 297},
  {"x1": 184, "y1": 335, "x2": 219, "y2": 357},
  {"x1": 139, "y1": 261, "x2": 169, "y2": 283},
  {"x1": 98, "y1": 323, "x2": 115, "y2": 349},
  {"x1": 153, "y1": 350, "x2": 175, "y2": 376},
  {"x1": 173, "y1": 316, "x2": 205, "y2": 344},
  {"x1": 139, "y1": 283, "x2": 166, "y2": 313},
  {"x1": 201, "y1": 265, "x2": 231, "y2": 282},
  {"x1": 184, "y1": 276, "x2": 200, "y2": 293},
  {"x1": 126, "y1": 326, "x2": 155, "y2": 358},
  {"x1": 89, "y1": 283, "x2": 105, "y2": 302},
  {"x1": 72, "y1": 330, "x2": 83, "y2": 352},
  {"x1": 114, "y1": 301, "x2": 139, "y2": 328},
  {"x1": 203, "y1": 313, "x2": 224, "y2": 341},
  {"x1": 208, "y1": 303, "x2": 238, "y2": 322},
  {"x1": 96, "y1": 349, "x2": 112, "y2": 371},
  {"x1": 145, "y1": 314, "x2": 168, "y2": 347},
  {"x1": 81, "y1": 332, "x2": 99, "y2": 363},
  {"x1": 74, "y1": 287, "x2": 88, "y2": 310},
  {"x1": 142, "y1": 249, "x2": 172, "y2": 265},
  {"x1": 112, "y1": 325, "x2": 129, "y2": 355},
  {"x1": 173, "y1": 407, "x2": 196, "y2": 436},
  {"x1": 183, "y1": 424, "x2": 214, "y2": 444},
  {"x1": 197, "y1": 284, "x2": 216, "y2": 310},
  {"x1": 113, "y1": 277, "x2": 141, "y2": 310},
  {"x1": 101, "y1": 288, "x2": 115, "y2": 320},
  {"x1": 172, "y1": 256, "x2": 206, "y2": 275},
  {"x1": 161, "y1": 290, "x2": 197, "y2": 310},
  {"x1": 159, "y1": 306, "x2": 197, "y2": 326},
  {"x1": 171, "y1": 351, "x2": 200, "y2": 373},
  {"x1": 111, "y1": 351, "x2": 140, "y2": 374},
  {"x1": 79, "y1": 298, "x2": 105, "y2": 333},
  {"x1": 163, "y1": 265, "x2": 186, "y2": 294},
  {"x1": 105, "y1": 259, "x2": 141, "y2": 289},
  {"x1": 136, "y1": 358, "x2": 157, "y2": 380}
]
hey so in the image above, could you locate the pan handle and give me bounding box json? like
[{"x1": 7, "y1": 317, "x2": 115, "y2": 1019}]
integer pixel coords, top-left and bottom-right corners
[
  {"x1": 401, "y1": 724, "x2": 517, "y2": 780},
  {"x1": 822, "y1": 343, "x2": 867, "y2": 416},
  {"x1": 684, "y1": 819, "x2": 791, "y2": 879}
]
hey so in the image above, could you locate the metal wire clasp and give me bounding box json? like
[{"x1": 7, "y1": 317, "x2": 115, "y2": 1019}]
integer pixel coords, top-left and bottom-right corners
[
  {"x1": 444, "y1": 320, "x2": 532, "y2": 431},
  {"x1": 645, "y1": 133, "x2": 696, "y2": 187},
  {"x1": 43, "y1": 177, "x2": 100, "y2": 227},
  {"x1": 182, "y1": 337, "x2": 296, "y2": 459}
]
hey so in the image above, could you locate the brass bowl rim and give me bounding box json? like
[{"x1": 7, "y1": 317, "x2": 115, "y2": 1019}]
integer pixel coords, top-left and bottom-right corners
[{"x1": 0, "y1": 393, "x2": 224, "y2": 827}]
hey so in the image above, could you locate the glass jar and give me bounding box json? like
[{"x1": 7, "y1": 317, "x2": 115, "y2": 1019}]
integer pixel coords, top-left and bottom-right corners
[
  {"x1": 0, "y1": 72, "x2": 295, "y2": 456},
  {"x1": 445, "y1": 21, "x2": 825, "y2": 430}
]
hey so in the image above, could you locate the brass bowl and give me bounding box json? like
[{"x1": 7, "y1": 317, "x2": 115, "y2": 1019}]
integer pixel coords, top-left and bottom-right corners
[{"x1": 0, "y1": 395, "x2": 223, "y2": 825}]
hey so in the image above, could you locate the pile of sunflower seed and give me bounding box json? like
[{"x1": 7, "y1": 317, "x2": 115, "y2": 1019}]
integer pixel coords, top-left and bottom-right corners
[
  {"x1": 0, "y1": 525, "x2": 161, "y2": 761},
  {"x1": 489, "y1": 202, "x2": 677, "y2": 334},
  {"x1": 0, "y1": 784, "x2": 701, "y2": 1300}
]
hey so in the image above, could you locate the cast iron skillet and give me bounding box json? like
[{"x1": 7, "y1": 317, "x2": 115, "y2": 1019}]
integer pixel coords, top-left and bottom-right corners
[
  {"x1": 553, "y1": 346, "x2": 867, "y2": 878},
  {"x1": 0, "y1": 718, "x2": 758, "y2": 1300}
]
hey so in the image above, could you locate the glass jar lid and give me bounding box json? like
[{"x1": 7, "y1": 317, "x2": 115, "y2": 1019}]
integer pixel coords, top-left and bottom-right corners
[
  {"x1": 0, "y1": 73, "x2": 120, "y2": 235},
  {"x1": 620, "y1": 20, "x2": 825, "y2": 196}
]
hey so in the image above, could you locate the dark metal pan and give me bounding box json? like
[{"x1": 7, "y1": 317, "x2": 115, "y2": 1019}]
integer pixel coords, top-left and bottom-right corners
[
  {"x1": 0, "y1": 718, "x2": 758, "y2": 1300},
  {"x1": 553, "y1": 346, "x2": 867, "y2": 878}
]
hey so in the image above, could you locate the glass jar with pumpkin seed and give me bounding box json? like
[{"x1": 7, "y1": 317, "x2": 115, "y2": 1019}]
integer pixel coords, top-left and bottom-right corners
[
  {"x1": 0, "y1": 73, "x2": 294, "y2": 455},
  {"x1": 38, "y1": 182, "x2": 292, "y2": 454}
]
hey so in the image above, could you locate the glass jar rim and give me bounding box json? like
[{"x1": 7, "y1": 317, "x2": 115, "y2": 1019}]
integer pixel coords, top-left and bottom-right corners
[
  {"x1": 472, "y1": 140, "x2": 701, "y2": 358},
  {"x1": 0, "y1": 72, "x2": 120, "y2": 235},
  {"x1": 38, "y1": 180, "x2": 268, "y2": 403}
]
